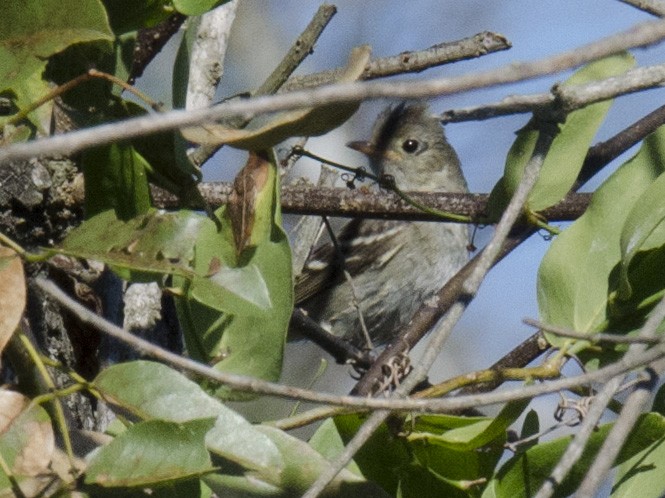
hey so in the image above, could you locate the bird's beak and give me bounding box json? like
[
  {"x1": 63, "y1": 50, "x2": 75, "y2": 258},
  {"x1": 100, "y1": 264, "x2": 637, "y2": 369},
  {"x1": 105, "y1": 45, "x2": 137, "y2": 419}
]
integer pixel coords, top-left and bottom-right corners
[{"x1": 346, "y1": 140, "x2": 376, "y2": 157}]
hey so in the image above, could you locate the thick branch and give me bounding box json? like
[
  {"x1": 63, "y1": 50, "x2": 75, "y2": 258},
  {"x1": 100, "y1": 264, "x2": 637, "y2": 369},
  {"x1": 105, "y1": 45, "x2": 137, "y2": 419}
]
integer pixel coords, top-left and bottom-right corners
[{"x1": 151, "y1": 185, "x2": 591, "y2": 222}]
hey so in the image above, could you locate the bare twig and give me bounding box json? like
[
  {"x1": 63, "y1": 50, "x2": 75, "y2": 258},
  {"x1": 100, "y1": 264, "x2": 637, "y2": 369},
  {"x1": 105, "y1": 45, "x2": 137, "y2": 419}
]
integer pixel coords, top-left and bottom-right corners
[
  {"x1": 32, "y1": 276, "x2": 665, "y2": 413},
  {"x1": 534, "y1": 375, "x2": 627, "y2": 498},
  {"x1": 618, "y1": 0, "x2": 665, "y2": 17},
  {"x1": 575, "y1": 366, "x2": 662, "y2": 497},
  {"x1": 187, "y1": 3, "x2": 335, "y2": 167},
  {"x1": 282, "y1": 31, "x2": 512, "y2": 91},
  {"x1": 441, "y1": 62, "x2": 665, "y2": 123},
  {"x1": 524, "y1": 318, "x2": 661, "y2": 344},
  {"x1": 165, "y1": 186, "x2": 589, "y2": 222},
  {"x1": 256, "y1": 4, "x2": 337, "y2": 96},
  {"x1": 4, "y1": 18, "x2": 665, "y2": 164},
  {"x1": 572, "y1": 295, "x2": 665, "y2": 497}
]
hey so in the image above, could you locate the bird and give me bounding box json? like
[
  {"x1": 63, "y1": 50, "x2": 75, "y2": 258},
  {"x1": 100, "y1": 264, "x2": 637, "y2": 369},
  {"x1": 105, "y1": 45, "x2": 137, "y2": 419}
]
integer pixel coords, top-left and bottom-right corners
[{"x1": 294, "y1": 102, "x2": 469, "y2": 350}]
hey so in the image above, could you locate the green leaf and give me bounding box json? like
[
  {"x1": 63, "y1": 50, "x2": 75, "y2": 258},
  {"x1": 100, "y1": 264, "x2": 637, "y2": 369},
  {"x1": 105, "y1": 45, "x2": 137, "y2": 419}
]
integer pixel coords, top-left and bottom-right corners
[
  {"x1": 81, "y1": 143, "x2": 152, "y2": 220},
  {"x1": 172, "y1": 0, "x2": 230, "y2": 16},
  {"x1": 58, "y1": 209, "x2": 204, "y2": 279},
  {"x1": 248, "y1": 425, "x2": 388, "y2": 498},
  {"x1": 334, "y1": 413, "x2": 500, "y2": 497},
  {"x1": 174, "y1": 151, "x2": 293, "y2": 396},
  {"x1": 180, "y1": 46, "x2": 371, "y2": 150},
  {"x1": 537, "y1": 125, "x2": 665, "y2": 346},
  {"x1": 85, "y1": 418, "x2": 214, "y2": 487},
  {"x1": 488, "y1": 53, "x2": 634, "y2": 218},
  {"x1": 0, "y1": 0, "x2": 113, "y2": 127},
  {"x1": 410, "y1": 399, "x2": 528, "y2": 452},
  {"x1": 93, "y1": 362, "x2": 384, "y2": 496},
  {"x1": 191, "y1": 263, "x2": 273, "y2": 313},
  {"x1": 101, "y1": 0, "x2": 173, "y2": 34},
  {"x1": 518, "y1": 410, "x2": 540, "y2": 452},
  {"x1": 613, "y1": 435, "x2": 665, "y2": 498},
  {"x1": 485, "y1": 412, "x2": 665, "y2": 498},
  {"x1": 93, "y1": 361, "x2": 282, "y2": 474},
  {"x1": 309, "y1": 418, "x2": 363, "y2": 477},
  {"x1": 618, "y1": 134, "x2": 665, "y2": 299}
]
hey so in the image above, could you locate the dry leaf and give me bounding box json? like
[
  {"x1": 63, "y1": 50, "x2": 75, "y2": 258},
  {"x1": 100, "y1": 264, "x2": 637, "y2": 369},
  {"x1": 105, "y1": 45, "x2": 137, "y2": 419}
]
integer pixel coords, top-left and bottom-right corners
[
  {"x1": 228, "y1": 151, "x2": 270, "y2": 254},
  {"x1": 0, "y1": 246, "x2": 25, "y2": 354}
]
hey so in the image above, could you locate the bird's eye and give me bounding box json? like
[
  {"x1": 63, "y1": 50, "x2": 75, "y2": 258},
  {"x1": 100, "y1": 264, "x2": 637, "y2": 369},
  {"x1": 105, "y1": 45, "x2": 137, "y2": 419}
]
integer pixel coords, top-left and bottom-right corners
[{"x1": 401, "y1": 139, "x2": 419, "y2": 153}]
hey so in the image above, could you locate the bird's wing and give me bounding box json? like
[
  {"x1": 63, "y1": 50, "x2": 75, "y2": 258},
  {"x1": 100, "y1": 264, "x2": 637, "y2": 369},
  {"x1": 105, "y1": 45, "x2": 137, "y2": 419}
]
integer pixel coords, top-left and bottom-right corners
[{"x1": 294, "y1": 218, "x2": 406, "y2": 304}]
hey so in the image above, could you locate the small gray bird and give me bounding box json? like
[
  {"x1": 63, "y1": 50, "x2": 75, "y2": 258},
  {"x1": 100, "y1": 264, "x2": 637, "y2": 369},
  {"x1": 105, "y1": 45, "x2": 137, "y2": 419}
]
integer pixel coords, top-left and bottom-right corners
[{"x1": 295, "y1": 102, "x2": 469, "y2": 349}]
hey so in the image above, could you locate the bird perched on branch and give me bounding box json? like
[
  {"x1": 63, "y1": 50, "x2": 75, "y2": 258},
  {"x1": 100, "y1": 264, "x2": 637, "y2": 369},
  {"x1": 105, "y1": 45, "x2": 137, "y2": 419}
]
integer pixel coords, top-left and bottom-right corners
[{"x1": 295, "y1": 102, "x2": 469, "y2": 350}]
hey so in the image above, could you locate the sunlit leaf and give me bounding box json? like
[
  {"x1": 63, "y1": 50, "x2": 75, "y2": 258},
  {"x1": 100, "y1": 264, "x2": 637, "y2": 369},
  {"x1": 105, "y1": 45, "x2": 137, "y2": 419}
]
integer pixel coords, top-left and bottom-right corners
[
  {"x1": 488, "y1": 53, "x2": 634, "y2": 217},
  {"x1": 618, "y1": 134, "x2": 665, "y2": 299},
  {"x1": 537, "y1": 125, "x2": 665, "y2": 346},
  {"x1": 58, "y1": 209, "x2": 204, "y2": 280},
  {"x1": 614, "y1": 434, "x2": 665, "y2": 498},
  {"x1": 181, "y1": 45, "x2": 371, "y2": 150},
  {"x1": 410, "y1": 398, "x2": 528, "y2": 451},
  {"x1": 0, "y1": 391, "x2": 54, "y2": 483}
]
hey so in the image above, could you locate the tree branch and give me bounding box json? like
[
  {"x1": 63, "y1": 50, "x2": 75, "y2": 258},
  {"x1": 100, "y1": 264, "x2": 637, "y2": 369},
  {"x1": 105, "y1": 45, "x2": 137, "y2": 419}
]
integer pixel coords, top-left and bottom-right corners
[
  {"x1": 151, "y1": 185, "x2": 591, "y2": 222},
  {"x1": 4, "y1": 18, "x2": 665, "y2": 163},
  {"x1": 31, "y1": 277, "x2": 665, "y2": 414},
  {"x1": 441, "y1": 62, "x2": 665, "y2": 123},
  {"x1": 281, "y1": 31, "x2": 511, "y2": 91},
  {"x1": 185, "y1": 1, "x2": 239, "y2": 111}
]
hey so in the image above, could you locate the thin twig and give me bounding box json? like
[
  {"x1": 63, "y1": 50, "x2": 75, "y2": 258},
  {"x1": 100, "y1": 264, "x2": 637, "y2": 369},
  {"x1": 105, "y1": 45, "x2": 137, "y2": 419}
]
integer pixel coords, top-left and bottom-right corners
[
  {"x1": 256, "y1": 4, "x2": 337, "y2": 96},
  {"x1": 281, "y1": 31, "x2": 512, "y2": 91},
  {"x1": 576, "y1": 366, "x2": 662, "y2": 497},
  {"x1": 4, "y1": 18, "x2": 665, "y2": 163},
  {"x1": 524, "y1": 318, "x2": 661, "y2": 344},
  {"x1": 188, "y1": 3, "x2": 335, "y2": 167},
  {"x1": 31, "y1": 276, "x2": 665, "y2": 413},
  {"x1": 441, "y1": 62, "x2": 665, "y2": 122}
]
